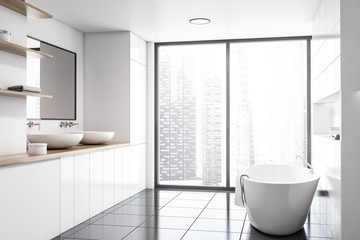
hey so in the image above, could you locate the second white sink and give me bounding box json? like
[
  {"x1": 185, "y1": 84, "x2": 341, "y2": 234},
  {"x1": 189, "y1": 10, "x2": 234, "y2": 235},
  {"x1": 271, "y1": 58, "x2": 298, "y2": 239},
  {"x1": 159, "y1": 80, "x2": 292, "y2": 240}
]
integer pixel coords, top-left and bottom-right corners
[
  {"x1": 27, "y1": 133, "x2": 84, "y2": 149},
  {"x1": 71, "y1": 131, "x2": 115, "y2": 145}
]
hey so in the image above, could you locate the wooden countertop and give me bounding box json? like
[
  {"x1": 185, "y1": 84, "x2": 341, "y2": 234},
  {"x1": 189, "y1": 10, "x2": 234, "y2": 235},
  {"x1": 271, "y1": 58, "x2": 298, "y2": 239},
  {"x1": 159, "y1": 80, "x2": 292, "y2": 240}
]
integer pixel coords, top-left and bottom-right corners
[{"x1": 0, "y1": 142, "x2": 131, "y2": 168}]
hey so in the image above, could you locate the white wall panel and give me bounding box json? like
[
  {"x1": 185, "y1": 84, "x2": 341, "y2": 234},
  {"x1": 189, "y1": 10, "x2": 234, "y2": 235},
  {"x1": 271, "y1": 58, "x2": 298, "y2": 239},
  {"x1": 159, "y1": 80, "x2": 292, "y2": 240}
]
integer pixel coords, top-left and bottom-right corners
[
  {"x1": 139, "y1": 144, "x2": 147, "y2": 191},
  {"x1": 74, "y1": 153, "x2": 90, "y2": 225},
  {"x1": 146, "y1": 42, "x2": 155, "y2": 188},
  {"x1": 114, "y1": 147, "x2": 123, "y2": 203},
  {"x1": 61, "y1": 156, "x2": 74, "y2": 233},
  {"x1": 89, "y1": 151, "x2": 103, "y2": 217},
  {"x1": 122, "y1": 146, "x2": 131, "y2": 199},
  {"x1": 130, "y1": 60, "x2": 147, "y2": 144},
  {"x1": 103, "y1": 149, "x2": 115, "y2": 210},
  {"x1": 130, "y1": 32, "x2": 146, "y2": 65},
  {"x1": 130, "y1": 145, "x2": 140, "y2": 195}
]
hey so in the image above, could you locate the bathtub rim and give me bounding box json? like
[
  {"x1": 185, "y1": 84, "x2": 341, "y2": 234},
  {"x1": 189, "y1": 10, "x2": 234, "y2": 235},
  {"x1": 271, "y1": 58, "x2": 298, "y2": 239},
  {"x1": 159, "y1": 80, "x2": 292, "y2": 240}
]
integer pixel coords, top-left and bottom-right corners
[{"x1": 243, "y1": 164, "x2": 321, "y2": 185}]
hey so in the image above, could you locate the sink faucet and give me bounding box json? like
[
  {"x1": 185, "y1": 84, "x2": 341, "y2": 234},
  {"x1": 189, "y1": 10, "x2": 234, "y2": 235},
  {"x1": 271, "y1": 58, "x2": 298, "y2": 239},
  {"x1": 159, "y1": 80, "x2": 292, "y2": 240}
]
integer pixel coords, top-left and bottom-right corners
[
  {"x1": 60, "y1": 121, "x2": 79, "y2": 128},
  {"x1": 59, "y1": 121, "x2": 69, "y2": 128},
  {"x1": 26, "y1": 121, "x2": 40, "y2": 130},
  {"x1": 68, "y1": 121, "x2": 79, "y2": 128}
]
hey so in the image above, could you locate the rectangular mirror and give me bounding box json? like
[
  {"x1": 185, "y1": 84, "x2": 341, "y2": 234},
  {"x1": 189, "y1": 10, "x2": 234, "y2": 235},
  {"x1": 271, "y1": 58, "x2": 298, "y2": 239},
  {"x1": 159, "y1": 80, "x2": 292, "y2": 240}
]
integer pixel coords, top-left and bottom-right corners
[{"x1": 27, "y1": 36, "x2": 76, "y2": 120}]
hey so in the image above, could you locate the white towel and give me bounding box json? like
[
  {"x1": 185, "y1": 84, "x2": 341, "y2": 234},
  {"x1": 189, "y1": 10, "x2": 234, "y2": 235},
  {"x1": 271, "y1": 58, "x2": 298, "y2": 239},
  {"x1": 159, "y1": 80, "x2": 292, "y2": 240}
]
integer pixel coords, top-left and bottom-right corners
[{"x1": 234, "y1": 173, "x2": 246, "y2": 208}]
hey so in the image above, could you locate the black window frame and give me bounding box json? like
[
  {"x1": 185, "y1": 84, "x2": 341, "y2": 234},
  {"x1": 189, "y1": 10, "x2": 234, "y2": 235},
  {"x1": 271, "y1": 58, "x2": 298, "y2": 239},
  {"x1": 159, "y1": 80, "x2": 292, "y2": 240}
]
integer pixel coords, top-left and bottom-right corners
[{"x1": 154, "y1": 36, "x2": 312, "y2": 191}]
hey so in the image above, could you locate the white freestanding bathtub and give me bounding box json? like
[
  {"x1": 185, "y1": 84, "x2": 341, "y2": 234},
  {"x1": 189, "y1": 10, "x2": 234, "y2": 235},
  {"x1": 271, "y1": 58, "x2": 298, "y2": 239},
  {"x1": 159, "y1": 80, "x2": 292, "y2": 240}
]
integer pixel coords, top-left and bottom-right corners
[{"x1": 241, "y1": 164, "x2": 320, "y2": 235}]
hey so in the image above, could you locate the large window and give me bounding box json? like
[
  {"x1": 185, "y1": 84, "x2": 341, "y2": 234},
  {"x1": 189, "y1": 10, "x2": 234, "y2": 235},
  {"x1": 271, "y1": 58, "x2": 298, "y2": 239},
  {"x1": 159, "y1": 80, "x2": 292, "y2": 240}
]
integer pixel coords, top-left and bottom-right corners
[
  {"x1": 156, "y1": 37, "x2": 310, "y2": 188},
  {"x1": 157, "y1": 44, "x2": 227, "y2": 186},
  {"x1": 229, "y1": 40, "x2": 308, "y2": 187}
]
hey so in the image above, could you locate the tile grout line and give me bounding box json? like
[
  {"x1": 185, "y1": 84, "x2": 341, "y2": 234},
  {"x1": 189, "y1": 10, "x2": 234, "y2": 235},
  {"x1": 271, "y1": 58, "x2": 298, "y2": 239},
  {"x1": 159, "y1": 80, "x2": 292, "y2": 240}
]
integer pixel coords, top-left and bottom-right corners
[
  {"x1": 179, "y1": 191, "x2": 217, "y2": 239},
  {"x1": 120, "y1": 190, "x2": 184, "y2": 239}
]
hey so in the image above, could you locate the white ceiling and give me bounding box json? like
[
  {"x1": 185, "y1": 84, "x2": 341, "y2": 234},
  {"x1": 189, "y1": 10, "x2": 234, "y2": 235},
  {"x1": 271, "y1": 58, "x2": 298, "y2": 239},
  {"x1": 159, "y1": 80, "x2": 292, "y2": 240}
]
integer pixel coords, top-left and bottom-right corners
[{"x1": 28, "y1": 0, "x2": 320, "y2": 42}]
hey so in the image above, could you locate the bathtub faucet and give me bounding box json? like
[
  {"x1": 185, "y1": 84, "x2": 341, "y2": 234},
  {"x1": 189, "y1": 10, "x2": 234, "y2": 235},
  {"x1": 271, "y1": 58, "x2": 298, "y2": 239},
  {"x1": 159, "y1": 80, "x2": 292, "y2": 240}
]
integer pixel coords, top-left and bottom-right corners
[{"x1": 295, "y1": 155, "x2": 314, "y2": 174}]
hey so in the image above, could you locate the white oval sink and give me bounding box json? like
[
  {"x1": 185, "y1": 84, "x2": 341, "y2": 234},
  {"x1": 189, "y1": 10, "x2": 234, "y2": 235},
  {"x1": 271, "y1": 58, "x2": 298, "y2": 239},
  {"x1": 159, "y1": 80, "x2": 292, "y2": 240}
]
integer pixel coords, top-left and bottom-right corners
[
  {"x1": 71, "y1": 131, "x2": 115, "y2": 145},
  {"x1": 27, "y1": 133, "x2": 84, "y2": 149}
]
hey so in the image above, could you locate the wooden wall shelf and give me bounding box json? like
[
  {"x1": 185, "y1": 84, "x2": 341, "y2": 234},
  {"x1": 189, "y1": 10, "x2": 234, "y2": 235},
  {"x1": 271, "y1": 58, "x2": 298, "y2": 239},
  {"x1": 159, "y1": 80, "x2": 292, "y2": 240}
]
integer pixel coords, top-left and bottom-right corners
[
  {"x1": 0, "y1": 89, "x2": 53, "y2": 99},
  {"x1": 0, "y1": 0, "x2": 52, "y2": 19},
  {"x1": 0, "y1": 40, "x2": 53, "y2": 58}
]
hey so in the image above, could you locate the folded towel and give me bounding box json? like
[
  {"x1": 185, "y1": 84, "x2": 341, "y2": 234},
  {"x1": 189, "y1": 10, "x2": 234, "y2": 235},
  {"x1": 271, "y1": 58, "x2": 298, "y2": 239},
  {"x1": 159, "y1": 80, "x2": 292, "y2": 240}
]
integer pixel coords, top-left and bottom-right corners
[
  {"x1": 8, "y1": 85, "x2": 41, "y2": 93},
  {"x1": 234, "y1": 173, "x2": 247, "y2": 208}
]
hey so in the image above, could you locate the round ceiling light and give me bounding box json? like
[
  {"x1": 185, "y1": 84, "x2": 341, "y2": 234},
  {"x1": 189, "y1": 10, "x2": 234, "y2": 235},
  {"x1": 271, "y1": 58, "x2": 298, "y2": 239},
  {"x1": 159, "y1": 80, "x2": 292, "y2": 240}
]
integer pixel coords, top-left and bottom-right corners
[{"x1": 189, "y1": 18, "x2": 211, "y2": 25}]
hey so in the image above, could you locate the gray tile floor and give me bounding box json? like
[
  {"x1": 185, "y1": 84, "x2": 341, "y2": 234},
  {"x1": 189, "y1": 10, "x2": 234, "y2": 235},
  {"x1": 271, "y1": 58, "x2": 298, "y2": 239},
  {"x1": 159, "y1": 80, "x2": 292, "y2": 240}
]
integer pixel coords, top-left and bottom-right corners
[{"x1": 53, "y1": 189, "x2": 333, "y2": 240}]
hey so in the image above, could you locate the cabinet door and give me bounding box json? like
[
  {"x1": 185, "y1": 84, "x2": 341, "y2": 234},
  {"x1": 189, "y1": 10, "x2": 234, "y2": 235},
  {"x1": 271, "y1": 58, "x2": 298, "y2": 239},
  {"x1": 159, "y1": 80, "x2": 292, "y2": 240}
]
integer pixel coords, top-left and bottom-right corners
[
  {"x1": 114, "y1": 147, "x2": 123, "y2": 204},
  {"x1": 0, "y1": 160, "x2": 60, "y2": 240},
  {"x1": 130, "y1": 61, "x2": 147, "y2": 144},
  {"x1": 139, "y1": 144, "x2": 147, "y2": 191},
  {"x1": 103, "y1": 149, "x2": 115, "y2": 210},
  {"x1": 130, "y1": 145, "x2": 140, "y2": 195},
  {"x1": 90, "y1": 151, "x2": 103, "y2": 217},
  {"x1": 61, "y1": 156, "x2": 74, "y2": 233},
  {"x1": 122, "y1": 146, "x2": 131, "y2": 199},
  {"x1": 74, "y1": 153, "x2": 90, "y2": 225}
]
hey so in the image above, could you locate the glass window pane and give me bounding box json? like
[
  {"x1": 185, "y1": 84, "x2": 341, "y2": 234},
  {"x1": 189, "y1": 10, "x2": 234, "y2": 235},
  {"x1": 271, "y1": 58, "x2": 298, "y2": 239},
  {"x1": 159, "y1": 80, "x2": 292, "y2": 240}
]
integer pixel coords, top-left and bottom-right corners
[
  {"x1": 157, "y1": 44, "x2": 226, "y2": 186},
  {"x1": 229, "y1": 40, "x2": 308, "y2": 187}
]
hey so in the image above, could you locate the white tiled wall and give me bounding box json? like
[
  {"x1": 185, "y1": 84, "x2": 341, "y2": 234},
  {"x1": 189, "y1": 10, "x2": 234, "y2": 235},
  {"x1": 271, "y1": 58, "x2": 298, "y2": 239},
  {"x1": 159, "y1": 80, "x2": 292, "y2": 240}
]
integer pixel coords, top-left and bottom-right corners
[
  {"x1": 311, "y1": 0, "x2": 341, "y2": 238},
  {"x1": 312, "y1": 0, "x2": 341, "y2": 102}
]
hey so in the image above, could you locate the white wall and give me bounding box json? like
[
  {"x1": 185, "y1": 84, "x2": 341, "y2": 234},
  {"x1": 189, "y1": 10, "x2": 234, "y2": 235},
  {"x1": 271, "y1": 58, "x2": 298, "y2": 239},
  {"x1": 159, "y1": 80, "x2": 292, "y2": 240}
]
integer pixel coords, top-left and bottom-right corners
[
  {"x1": 0, "y1": 8, "x2": 84, "y2": 156},
  {"x1": 311, "y1": 0, "x2": 341, "y2": 238},
  {"x1": 84, "y1": 32, "x2": 131, "y2": 142},
  {"x1": 340, "y1": 0, "x2": 360, "y2": 239},
  {"x1": 129, "y1": 33, "x2": 147, "y2": 144},
  {"x1": 146, "y1": 42, "x2": 155, "y2": 188},
  {"x1": 27, "y1": 19, "x2": 84, "y2": 133},
  {"x1": 84, "y1": 32, "x2": 147, "y2": 145},
  {"x1": 0, "y1": 6, "x2": 27, "y2": 155}
]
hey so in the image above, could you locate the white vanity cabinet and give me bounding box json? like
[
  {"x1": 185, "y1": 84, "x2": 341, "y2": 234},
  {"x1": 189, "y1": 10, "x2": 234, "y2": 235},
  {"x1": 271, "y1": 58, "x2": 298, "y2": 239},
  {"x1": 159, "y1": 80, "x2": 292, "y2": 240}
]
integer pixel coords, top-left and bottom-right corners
[
  {"x1": 59, "y1": 144, "x2": 145, "y2": 235},
  {"x1": 0, "y1": 143, "x2": 145, "y2": 240},
  {"x1": 0, "y1": 160, "x2": 60, "y2": 240}
]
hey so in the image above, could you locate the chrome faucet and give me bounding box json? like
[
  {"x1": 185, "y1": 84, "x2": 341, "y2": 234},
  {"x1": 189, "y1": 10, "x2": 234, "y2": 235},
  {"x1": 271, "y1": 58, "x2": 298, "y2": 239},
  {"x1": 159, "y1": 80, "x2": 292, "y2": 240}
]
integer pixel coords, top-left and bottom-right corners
[
  {"x1": 295, "y1": 155, "x2": 314, "y2": 174},
  {"x1": 68, "y1": 121, "x2": 79, "y2": 128},
  {"x1": 60, "y1": 121, "x2": 79, "y2": 128},
  {"x1": 59, "y1": 121, "x2": 69, "y2": 128},
  {"x1": 26, "y1": 121, "x2": 40, "y2": 130}
]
